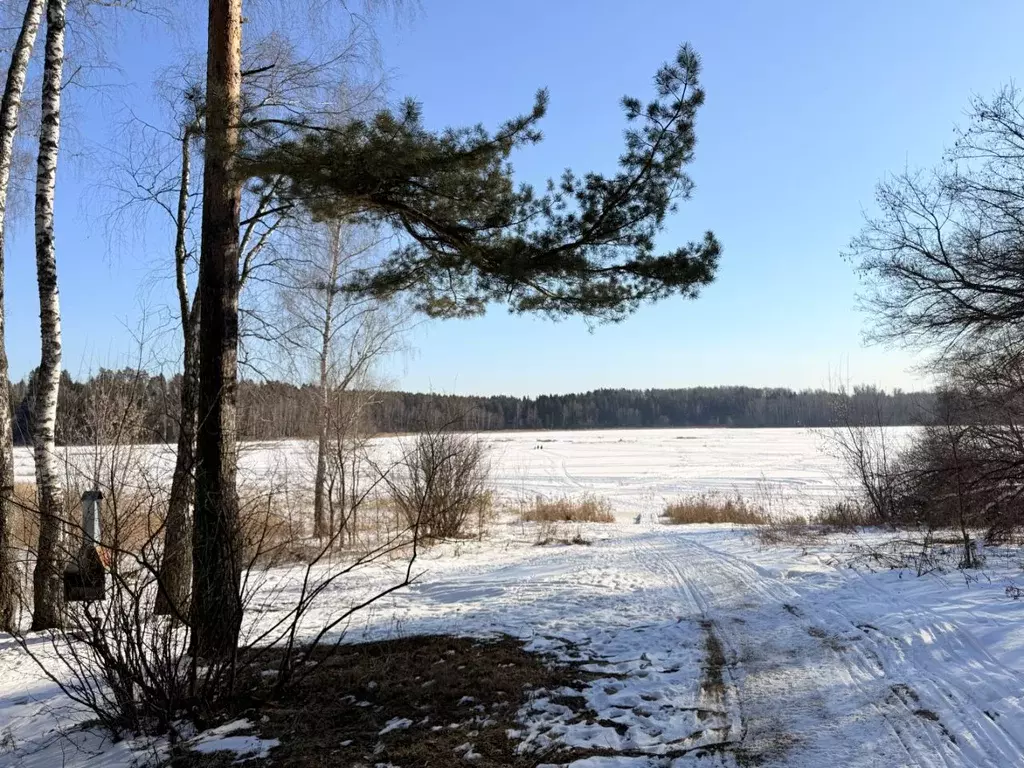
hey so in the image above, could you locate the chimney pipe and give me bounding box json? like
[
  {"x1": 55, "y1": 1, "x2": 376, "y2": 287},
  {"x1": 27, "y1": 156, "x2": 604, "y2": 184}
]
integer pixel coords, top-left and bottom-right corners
[{"x1": 81, "y1": 489, "x2": 102, "y2": 547}]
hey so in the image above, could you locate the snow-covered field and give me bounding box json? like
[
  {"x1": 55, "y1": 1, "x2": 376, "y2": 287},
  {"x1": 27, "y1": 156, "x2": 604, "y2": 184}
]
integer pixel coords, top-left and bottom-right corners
[
  {"x1": 480, "y1": 427, "x2": 876, "y2": 519},
  {"x1": 5, "y1": 427, "x2": 1024, "y2": 767},
  {"x1": 15, "y1": 427, "x2": 914, "y2": 520}
]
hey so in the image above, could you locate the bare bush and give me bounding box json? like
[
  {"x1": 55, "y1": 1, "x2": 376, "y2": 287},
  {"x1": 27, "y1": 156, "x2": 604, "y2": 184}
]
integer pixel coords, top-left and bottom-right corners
[
  {"x1": 518, "y1": 494, "x2": 614, "y2": 523},
  {"x1": 813, "y1": 500, "x2": 882, "y2": 530},
  {"x1": 821, "y1": 384, "x2": 906, "y2": 528},
  {"x1": 16, "y1": 471, "x2": 425, "y2": 741},
  {"x1": 533, "y1": 520, "x2": 592, "y2": 546},
  {"x1": 388, "y1": 430, "x2": 492, "y2": 541}
]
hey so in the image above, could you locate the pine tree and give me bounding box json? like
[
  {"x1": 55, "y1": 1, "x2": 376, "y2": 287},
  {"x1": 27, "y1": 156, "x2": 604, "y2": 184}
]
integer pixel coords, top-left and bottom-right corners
[
  {"x1": 192, "y1": 0, "x2": 244, "y2": 658},
  {"x1": 245, "y1": 45, "x2": 720, "y2": 321},
  {"x1": 192, "y1": 27, "x2": 720, "y2": 656}
]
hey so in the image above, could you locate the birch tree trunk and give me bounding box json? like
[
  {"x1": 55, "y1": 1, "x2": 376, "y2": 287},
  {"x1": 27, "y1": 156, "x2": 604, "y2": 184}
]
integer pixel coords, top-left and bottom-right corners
[
  {"x1": 312, "y1": 224, "x2": 341, "y2": 540},
  {"x1": 0, "y1": 0, "x2": 45, "y2": 632},
  {"x1": 192, "y1": 0, "x2": 243, "y2": 657},
  {"x1": 155, "y1": 127, "x2": 198, "y2": 618},
  {"x1": 30, "y1": 0, "x2": 66, "y2": 632}
]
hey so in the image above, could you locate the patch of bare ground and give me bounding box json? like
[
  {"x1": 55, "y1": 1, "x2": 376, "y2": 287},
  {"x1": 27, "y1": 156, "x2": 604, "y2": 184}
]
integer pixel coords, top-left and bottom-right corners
[{"x1": 172, "y1": 635, "x2": 596, "y2": 767}]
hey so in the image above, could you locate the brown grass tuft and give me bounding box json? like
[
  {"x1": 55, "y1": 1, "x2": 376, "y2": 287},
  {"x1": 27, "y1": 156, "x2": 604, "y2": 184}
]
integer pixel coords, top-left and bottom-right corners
[
  {"x1": 661, "y1": 494, "x2": 767, "y2": 525},
  {"x1": 518, "y1": 494, "x2": 615, "y2": 523},
  {"x1": 813, "y1": 500, "x2": 882, "y2": 530}
]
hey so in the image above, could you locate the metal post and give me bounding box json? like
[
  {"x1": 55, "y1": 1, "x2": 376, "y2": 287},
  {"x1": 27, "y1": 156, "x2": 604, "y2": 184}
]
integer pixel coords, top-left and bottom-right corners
[
  {"x1": 64, "y1": 489, "x2": 107, "y2": 602},
  {"x1": 81, "y1": 489, "x2": 102, "y2": 546}
]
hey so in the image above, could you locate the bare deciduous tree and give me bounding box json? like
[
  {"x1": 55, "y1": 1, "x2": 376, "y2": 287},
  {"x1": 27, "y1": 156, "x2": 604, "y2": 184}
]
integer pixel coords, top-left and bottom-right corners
[
  {"x1": 850, "y1": 85, "x2": 1024, "y2": 550},
  {"x1": 30, "y1": 0, "x2": 68, "y2": 631},
  {"x1": 0, "y1": 0, "x2": 45, "y2": 631},
  {"x1": 822, "y1": 383, "x2": 906, "y2": 528},
  {"x1": 276, "y1": 220, "x2": 404, "y2": 540},
  {"x1": 851, "y1": 85, "x2": 1024, "y2": 351},
  {"x1": 155, "y1": 109, "x2": 201, "y2": 618}
]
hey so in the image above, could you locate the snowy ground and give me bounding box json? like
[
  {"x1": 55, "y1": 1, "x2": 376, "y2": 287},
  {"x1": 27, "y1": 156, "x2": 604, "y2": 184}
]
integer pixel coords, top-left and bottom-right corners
[{"x1": 5, "y1": 427, "x2": 1024, "y2": 767}]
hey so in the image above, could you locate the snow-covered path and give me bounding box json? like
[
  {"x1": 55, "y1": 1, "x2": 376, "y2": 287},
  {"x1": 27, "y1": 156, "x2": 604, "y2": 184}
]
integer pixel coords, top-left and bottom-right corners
[
  {"x1": 338, "y1": 525, "x2": 1024, "y2": 767},
  {"x1": 639, "y1": 531, "x2": 1024, "y2": 767}
]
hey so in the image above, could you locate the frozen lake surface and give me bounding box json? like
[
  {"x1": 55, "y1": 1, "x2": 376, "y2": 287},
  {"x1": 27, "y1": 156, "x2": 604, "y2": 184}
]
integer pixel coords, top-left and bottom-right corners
[{"x1": 14, "y1": 427, "x2": 916, "y2": 520}]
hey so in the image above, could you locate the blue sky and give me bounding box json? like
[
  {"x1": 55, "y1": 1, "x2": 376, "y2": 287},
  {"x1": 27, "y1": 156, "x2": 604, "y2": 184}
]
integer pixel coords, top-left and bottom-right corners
[{"x1": 5, "y1": 0, "x2": 1024, "y2": 395}]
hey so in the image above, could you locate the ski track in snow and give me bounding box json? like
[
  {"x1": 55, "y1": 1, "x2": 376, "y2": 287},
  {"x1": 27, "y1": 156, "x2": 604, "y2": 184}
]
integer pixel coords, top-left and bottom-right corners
[{"x1": 3, "y1": 428, "x2": 1024, "y2": 766}]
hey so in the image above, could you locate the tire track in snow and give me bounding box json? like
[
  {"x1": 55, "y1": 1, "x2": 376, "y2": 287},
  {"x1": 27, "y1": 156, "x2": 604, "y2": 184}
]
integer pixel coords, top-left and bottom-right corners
[{"x1": 638, "y1": 531, "x2": 1024, "y2": 767}]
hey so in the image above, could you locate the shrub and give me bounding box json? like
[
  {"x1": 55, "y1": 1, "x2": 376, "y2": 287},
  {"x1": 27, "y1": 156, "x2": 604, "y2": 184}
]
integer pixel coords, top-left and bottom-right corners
[
  {"x1": 813, "y1": 500, "x2": 884, "y2": 530},
  {"x1": 754, "y1": 515, "x2": 814, "y2": 546},
  {"x1": 661, "y1": 493, "x2": 767, "y2": 525},
  {"x1": 390, "y1": 430, "x2": 493, "y2": 541},
  {"x1": 533, "y1": 520, "x2": 593, "y2": 546},
  {"x1": 518, "y1": 494, "x2": 615, "y2": 523}
]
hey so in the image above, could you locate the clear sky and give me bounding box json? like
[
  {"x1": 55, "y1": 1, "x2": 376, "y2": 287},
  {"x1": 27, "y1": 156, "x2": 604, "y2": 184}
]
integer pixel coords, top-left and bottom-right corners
[{"x1": 5, "y1": 0, "x2": 1024, "y2": 395}]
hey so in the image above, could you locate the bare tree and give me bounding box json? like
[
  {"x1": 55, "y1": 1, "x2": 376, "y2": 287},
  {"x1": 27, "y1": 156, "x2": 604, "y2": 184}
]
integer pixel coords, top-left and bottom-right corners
[
  {"x1": 30, "y1": 0, "x2": 68, "y2": 632},
  {"x1": 276, "y1": 220, "x2": 404, "y2": 539},
  {"x1": 0, "y1": 0, "x2": 45, "y2": 631},
  {"x1": 931, "y1": 394, "x2": 976, "y2": 568},
  {"x1": 850, "y1": 85, "x2": 1024, "y2": 351},
  {"x1": 849, "y1": 85, "x2": 1024, "y2": 549},
  {"x1": 154, "y1": 109, "x2": 201, "y2": 618},
  {"x1": 104, "y1": 36, "x2": 387, "y2": 615}
]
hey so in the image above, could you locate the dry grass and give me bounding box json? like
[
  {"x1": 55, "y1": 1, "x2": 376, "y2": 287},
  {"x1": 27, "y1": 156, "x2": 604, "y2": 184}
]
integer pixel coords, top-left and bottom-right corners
[
  {"x1": 518, "y1": 494, "x2": 615, "y2": 523},
  {"x1": 754, "y1": 515, "x2": 815, "y2": 546},
  {"x1": 10, "y1": 479, "x2": 445, "y2": 568},
  {"x1": 755, "y1": 500, "x2": 888, "y2": 547},
  {"x1": 8, "y1": 483, "x2": 40, "y2": 549},
  {"x1": 661, "y1": 494, "x2": 768, "y2": 525},
  {"x1": 813, "y1": 500, "x2": 883, "y2": 530},
  {"x1": 8, "y1": 482, "x2": 318, "y2": 565},
  {"x1": 172, "y1": 635, "x2": 595, "y2": 767}
]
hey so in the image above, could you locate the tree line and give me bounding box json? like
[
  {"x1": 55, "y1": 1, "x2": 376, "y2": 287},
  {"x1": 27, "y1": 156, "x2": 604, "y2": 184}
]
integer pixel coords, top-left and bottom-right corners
[
  {"x1": 367, "y1": 385, "x2": 931, "y2": 432},
  {"x1": 7, "y1": 369, "x2": 931, "y2": 445}
]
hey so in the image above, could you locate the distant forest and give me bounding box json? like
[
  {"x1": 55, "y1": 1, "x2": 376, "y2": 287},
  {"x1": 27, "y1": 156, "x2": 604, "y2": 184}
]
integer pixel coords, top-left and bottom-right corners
[{"x1": 9, "y1": 369, "x2": 933, "y2": 445}]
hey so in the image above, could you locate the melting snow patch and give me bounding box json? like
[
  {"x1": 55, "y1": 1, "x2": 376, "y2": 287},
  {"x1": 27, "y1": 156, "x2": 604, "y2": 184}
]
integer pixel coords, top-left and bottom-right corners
[
  {"x1": 190, "y1": 719, "x2": 280, "y2": 761},
  {"x1": 455, "y1": 741, "x2": 483, "y2": 761},
  {"x1": 379, "y1": 717, "x2": 413, "y2": 735}
]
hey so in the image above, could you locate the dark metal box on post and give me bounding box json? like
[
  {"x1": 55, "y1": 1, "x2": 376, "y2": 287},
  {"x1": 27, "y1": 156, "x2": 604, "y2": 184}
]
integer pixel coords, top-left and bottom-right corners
[{"x1": 63, "y1": 490, "x2": 108, "y2": 601}]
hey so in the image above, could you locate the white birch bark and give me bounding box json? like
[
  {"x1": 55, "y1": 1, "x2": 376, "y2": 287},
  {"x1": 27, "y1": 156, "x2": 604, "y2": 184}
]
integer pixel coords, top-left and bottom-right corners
[
  {"x1": 0, "y1": 0, "x2": 45, "y2": 631},
  {"x1": 30, "y1": 0, "x2": 67, "y2": 631}
]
